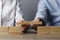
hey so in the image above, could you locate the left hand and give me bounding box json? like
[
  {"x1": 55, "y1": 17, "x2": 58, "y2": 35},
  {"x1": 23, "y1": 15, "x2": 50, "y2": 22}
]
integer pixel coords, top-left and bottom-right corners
[{"x1": 16, "y1": 20, "x2": 30, "y2": 33}]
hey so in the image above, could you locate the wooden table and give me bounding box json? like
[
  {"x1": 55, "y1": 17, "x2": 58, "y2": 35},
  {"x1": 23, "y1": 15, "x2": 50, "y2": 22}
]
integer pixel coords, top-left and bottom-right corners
[
  {"x1": 0, "y1": 26, "x2": 60, "y2": 40},
  {"x1": 0, "y1": 34, "x2": 37, "y2": 40},
  {"x1": 0, "y1": 34, "x2": 60, "y2": 40},
  {"x1": 38, "y1": 35, "x2": 60, "y2": 40}
]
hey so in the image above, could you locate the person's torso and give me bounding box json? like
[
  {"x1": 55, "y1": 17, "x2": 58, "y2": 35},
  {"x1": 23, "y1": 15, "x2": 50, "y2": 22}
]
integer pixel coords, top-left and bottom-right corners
[
  {"x1": 45, "y1": 0, "x2": 60, "y2": 26},
  {"x1": 0, "y1": 0, "x2": 17, "y2": 26}
]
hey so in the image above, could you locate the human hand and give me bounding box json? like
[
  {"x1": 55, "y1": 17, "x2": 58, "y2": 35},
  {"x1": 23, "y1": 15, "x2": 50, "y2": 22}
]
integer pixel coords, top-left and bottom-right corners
[{"x1": 16, "y1": 20, "x2": 30, "y2": 33}]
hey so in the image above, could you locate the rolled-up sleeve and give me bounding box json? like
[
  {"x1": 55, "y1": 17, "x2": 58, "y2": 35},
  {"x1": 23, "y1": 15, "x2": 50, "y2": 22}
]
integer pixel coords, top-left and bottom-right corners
[
  {"x1": 15, "y1": 0, "x2": 24, "y2": 22},
  {"x1": 35, "y1": 0, "x2": 47, "y2": 22}
]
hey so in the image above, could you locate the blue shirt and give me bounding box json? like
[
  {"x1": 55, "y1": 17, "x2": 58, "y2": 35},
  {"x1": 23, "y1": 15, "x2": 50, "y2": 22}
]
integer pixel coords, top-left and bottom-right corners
[{"x1": 35, "y1": 0, "x2": 60, "y2": 26}]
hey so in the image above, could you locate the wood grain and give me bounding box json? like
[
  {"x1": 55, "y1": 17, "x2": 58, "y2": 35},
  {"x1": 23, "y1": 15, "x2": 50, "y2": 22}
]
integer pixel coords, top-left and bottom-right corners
[
  {"x1": 8, "y1": 26, "x2": 23, "y2": 35},
  {"x1": 17, "y1": 21, "x2": 42, "y2": 25},
  {"x1": 37, "y1": 26, "x2": 60, "y2": 35},
  {"x1": 0, "y1": 27, "x2": 9, "y2": 34}
]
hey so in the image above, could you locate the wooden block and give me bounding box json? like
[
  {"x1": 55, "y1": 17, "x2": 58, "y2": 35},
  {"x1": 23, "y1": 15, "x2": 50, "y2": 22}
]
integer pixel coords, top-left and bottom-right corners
[
  {"x1": 0, "y1": 27, "x2": 9, "y2": 35},
  {"x1": 17, "y1": 21, "x2": 29, "y2": 25},
  {"x1": 50, "y1": 26, "x2": 60, "y2": 35},
  {"x1": 50, "y1": 26, "x2": 60, "y2": 32},
  {"x1": 17, "y1": 21, "x2": 42, "y2": 25},
  {"x1": 9, "y1": 26, "x2": 21, "y2": 32},
  {"x1": 0, "y1": 27, "x2": 8, "y2": 32},
  {"x1": 0, "y1": 32, "x2": 8, "y2": 35},
  {"x1": 37, "y1": 26, "x2": 60, "y2": 36},
  {"x1": 8, "y1": 26, "x2": 23, "y2": 35},
  {"x1": 37, "y1": 26, "x2": 50, "y2": 35},
  {"x1": 30, "y1": 21, "x2": 42, "y2": 25}
]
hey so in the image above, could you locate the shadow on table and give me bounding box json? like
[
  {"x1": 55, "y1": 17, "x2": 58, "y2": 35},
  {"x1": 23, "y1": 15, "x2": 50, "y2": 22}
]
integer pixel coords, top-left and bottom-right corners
[{"x1": 26, "y1": 29, "x2": 37, "y2": 34}]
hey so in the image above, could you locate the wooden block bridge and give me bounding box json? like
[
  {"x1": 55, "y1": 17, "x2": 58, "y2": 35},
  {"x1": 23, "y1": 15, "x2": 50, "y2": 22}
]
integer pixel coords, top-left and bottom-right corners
[{"x1": 0, "y1": 21, "x2": 60, "y2": 36}]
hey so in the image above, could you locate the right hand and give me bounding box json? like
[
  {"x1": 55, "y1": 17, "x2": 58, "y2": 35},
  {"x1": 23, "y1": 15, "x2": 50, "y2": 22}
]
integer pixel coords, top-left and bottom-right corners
[
  {"x1": 31, "y1": 18, "x2": 40, "y2": 30},
  {"x1": 31, "y1": 18, "x2": 46, "y2": 30}
]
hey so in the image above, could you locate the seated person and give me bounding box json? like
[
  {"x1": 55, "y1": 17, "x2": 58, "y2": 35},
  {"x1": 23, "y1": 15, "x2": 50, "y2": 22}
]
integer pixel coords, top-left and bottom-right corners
[
  {"x1": 0, "y1": 0, "x2": 25, "y2": 26},
  {"x1": 0, "y1": 0, "x2": 27, "y2": 33},
  {"x1": 31, "y1": 0, "x2": 60, "y2": 30}
]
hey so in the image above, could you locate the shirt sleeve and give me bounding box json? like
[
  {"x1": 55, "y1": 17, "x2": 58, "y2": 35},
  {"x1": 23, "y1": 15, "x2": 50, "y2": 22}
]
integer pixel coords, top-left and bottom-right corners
[
  {"x1": 15, "y1": 0, "x2": 24, "y2": 22},
  {"x1": 35, "y1": 0, "x2": 47, "y2": 22}
]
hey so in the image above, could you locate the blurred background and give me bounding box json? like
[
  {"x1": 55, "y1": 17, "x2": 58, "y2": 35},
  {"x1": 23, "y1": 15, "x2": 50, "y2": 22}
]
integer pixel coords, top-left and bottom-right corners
[{"x1": 20, "y1": 0, "x2": 39, "y2": 21}]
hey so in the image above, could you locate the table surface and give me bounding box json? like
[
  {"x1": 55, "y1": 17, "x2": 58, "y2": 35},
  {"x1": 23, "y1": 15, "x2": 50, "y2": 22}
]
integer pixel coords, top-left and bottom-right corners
[
  {"x1": 0, "y1": 30, "x2": 60, "y2": 40},
  {"x1": 0, "y1": 34, "x2": 60, "y2": 40}
]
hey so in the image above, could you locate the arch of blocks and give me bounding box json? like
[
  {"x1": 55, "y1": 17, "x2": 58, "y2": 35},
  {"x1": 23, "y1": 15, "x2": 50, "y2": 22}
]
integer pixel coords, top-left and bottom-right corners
[
  {"x1": 0, "y1": 21, "x2": 42, "y2": 35},
  {"x1": 0, "y1": 21, "x2": 60, "y2": 35}
]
